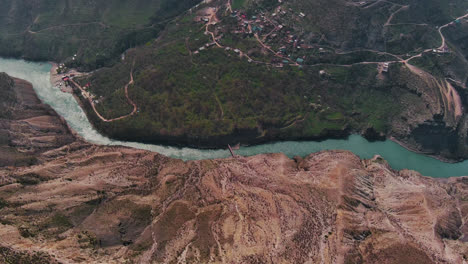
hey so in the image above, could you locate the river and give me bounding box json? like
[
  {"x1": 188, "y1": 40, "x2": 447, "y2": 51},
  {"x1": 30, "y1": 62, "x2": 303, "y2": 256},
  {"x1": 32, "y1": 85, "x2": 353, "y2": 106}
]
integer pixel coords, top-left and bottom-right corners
[{"x1": 0, "y1": 57, "x2": 467, "y2": 177}]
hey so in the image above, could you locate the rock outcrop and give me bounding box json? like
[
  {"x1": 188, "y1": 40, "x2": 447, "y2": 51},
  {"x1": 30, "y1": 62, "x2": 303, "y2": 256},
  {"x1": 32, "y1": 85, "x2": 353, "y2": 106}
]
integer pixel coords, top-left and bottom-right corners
[
  {"x1": 0, "y1": 73, "x2": 75, "y2": 167},
  {"x1": 1, "y1": 74, "x2": 468, "y2": 263}
]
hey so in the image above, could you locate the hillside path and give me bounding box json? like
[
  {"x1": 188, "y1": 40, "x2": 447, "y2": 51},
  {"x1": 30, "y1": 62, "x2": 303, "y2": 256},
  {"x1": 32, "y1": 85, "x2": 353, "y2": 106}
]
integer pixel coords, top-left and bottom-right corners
[{"x1": 70, "y1": 68, "x2": 137, "y2": 122}]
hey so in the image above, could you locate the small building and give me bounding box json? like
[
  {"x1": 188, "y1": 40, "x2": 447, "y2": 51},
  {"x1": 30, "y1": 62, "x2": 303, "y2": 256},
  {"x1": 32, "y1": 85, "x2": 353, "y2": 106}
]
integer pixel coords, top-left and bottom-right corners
[
  {"x1": 382, "y1": 62, "x2": 389, "y2": 72},
  {"x1": 252, "y1": 26, "x2": 262, "y2": 32},
  {"x1": 296, "y1": 58, "x2": 304, "y2": 64},
  {"x1": 437, "y1": 46, "x2": 450, "y2": 53}
]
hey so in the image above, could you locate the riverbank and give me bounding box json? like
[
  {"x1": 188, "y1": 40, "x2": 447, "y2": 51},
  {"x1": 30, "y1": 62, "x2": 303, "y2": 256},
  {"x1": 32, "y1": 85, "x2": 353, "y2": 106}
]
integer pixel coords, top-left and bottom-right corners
[
  {"x1": 52, "y1": 59, "x2": 468, "y2": 164},
  {"x1": 57, "y1": 62, "x2": 463, "y2": 164},
  {"x1": 49, "y1": 63, "x2": 87, "y2": 92},
  {"x1": 1, "y1": 57, "x2": 466, "y2": 177},
  {"x1": 45, "y1": 61, "x2": 455, "y2": 167},
  {"x1": 388, "y1": 136, "x2": 462, "y2": 164},
  {"x1": 3, "y1": 70, "x2": 468, "y2": 264},
  {"x1": 49, "y1": 62, "x2": 352, "y2": 149}
]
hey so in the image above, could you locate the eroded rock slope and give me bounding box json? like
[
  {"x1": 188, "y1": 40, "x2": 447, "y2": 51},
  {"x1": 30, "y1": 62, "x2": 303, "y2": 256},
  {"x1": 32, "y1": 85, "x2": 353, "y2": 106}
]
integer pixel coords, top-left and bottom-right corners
[{"x1": 1, "y1": 74, "x2": 468, "y2": 263}]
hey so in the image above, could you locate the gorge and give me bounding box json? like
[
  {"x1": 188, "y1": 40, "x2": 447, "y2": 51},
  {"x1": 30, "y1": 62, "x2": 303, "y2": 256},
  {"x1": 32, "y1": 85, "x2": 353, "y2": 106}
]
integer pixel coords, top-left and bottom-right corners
[
  {"x1": 1, "y1": 71, "x2": 468, "y2": 263},
  {"x1": 0, "y1": 58, "x2": 467, "y2": 177}
]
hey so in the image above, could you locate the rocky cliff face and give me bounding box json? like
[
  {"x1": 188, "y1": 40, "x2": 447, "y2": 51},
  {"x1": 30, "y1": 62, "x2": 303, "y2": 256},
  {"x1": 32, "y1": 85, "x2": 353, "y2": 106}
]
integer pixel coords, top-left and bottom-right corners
[
  {"x1": 1, "y1": 74, "x2": 468, "y2": 263},
  {"x1": 388, "y1": 64, "x2": 468, "y2": 161},
  {"x1": 0, "y1": 73, "x2": 75, "y2": 167}
]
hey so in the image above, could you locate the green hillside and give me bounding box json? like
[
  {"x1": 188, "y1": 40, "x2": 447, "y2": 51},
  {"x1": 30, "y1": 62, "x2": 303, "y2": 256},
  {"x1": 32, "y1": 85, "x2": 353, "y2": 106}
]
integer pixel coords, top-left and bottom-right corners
[
  {"x1": 2, "y1": 0, "x2": 468, "y2": 159},
  {"x1": 74, "y1": 0, "x2": 468, "y2": 160},
  {"x1": 0, "y1": 0, "x2": 200, "y2": 70}
]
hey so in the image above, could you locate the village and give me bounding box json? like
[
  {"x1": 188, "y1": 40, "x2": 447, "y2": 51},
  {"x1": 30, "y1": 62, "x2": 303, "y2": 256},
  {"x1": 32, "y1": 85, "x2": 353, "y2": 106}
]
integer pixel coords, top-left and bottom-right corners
[
  {"x1": 50, "y1": 0, "x2": 465, "y2": 98},
  {"x1": 192, "y1": 0, "x2": 386, "y2": 70},
  {"x1": 48, "y1": 0, "x2": 467, "y2": 129},
  {"x1": 53, "y1": 54, "x2": 138, "y2": 123},
  {"x1": 193, "y1": 0, "x2": 312, "y2": 68},
  {"x1": 53, "y1": 61, "x2": 101, "y2": 107},
  {"x1": 189, "y1": 0, "x2": 464, "y2": 77}
]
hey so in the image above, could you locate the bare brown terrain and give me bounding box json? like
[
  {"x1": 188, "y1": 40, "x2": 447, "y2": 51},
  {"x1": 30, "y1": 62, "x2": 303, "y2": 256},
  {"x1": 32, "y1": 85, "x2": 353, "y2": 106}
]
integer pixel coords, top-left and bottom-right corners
[{"x1": 1, "y1": 74, "x2": 468, "y2": 263}]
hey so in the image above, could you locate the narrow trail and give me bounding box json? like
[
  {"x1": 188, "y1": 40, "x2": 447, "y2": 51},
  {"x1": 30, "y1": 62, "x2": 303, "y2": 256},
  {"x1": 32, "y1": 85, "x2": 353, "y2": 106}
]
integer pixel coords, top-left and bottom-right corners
[
  {"x1": 362, "y1": 0, "x2": 382, "y2": 9},
  {"x1": 261, "y1": 16, "x2": 279, "y2": 41},
  {"x1": 397, "y1": 13, "x2": 468, "y2": 120},
  {"x1": 214, "y1": 94, "x2": 224, "y2": 119},
  {"x1": 27, "y1": 22, "x2": 107, "y2": 34},
  {"x1": 402, "y1": 12, "x2": 468, "y2": 63},
  {"x1": 332, "y1": 48, "x2": 403, "y2": 60},
  {"x1": 226, "y1": 0, "x2": 233, "y2": 13},
  {"x1": 437, "y1": 13, "x2": 468, "y2": 50},
  {"x1": 386, "y1": 23, "x2": 428, "y2": 27},
  {"x1": 204, "y1": 9, "x2": 268, "y2": 65},
  {"x1": 193, "y1": 0, "x2": 467, "y2": 127},
  {"x1": 262, "y1": 25, "x2": 278, "y2": 42},
  {"x1": 254, "y1": 33, "x2": 298, "y2": 65},
  {"x1": 205, "y1": 12, "x2": 223, "y2": 48},
  {"x1": 203, "y1": 0, "x2": 466, "y2": 78},
  {"x1": 384, "y1": 5, "x2": 409, "y2": 27},
  {"x1": 70, "y1": 67, "x2": 137, "y2": 122}
]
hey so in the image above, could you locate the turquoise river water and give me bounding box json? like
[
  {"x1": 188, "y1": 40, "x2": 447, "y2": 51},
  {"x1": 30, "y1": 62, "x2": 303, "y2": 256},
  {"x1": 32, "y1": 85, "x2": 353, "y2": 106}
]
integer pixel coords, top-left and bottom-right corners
[{"x1": 0, "y1": 57, "x2": 467, "y2": 177}]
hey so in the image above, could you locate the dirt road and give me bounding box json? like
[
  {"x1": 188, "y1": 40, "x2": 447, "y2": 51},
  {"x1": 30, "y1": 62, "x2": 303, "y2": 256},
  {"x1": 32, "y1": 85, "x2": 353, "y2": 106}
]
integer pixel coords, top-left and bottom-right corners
[
  {"x1": 438, "y1": 13, "x2": 468, "y2": 50},
  {"x1": 70, "y1": 69, "x2": 137, "y2": 123}
]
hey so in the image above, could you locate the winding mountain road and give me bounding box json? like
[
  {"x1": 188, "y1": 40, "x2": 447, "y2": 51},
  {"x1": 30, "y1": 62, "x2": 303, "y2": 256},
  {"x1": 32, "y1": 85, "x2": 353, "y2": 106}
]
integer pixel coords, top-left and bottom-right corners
[
  {"x1": 71, "y1": 68, "x2": 137, "y2": 122},
  {"x1": 438, "y1": 13, "x2": 468, "y2": 50}
]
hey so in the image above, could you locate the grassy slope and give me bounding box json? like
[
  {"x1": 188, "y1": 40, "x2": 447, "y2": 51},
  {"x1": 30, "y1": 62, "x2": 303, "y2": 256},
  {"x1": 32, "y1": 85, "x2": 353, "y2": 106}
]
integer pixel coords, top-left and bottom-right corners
[
  {"x1": 79, "y1": 0, "x2": 468, "y2": 147},
  {"x1": 81, "y1": 11, "x2": 420, "y2": 145},
  {"x1": 0, "y1": 0, "x2": 200, "y2": 70},
  {"x1": 5, "y1": 0, "x2": 466, "y2": 150}
]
